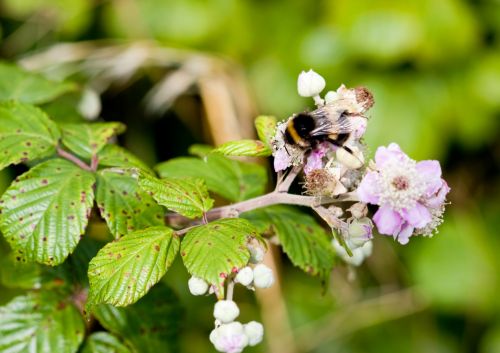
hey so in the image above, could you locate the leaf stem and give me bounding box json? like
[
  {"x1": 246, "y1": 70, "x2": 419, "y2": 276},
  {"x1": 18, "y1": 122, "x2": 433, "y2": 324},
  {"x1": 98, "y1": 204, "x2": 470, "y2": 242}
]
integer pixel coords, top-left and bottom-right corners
[
  {"x1": 226, "y1": 280, "x2": 235, "y2": 301},
  {"x1": 90, "y1": 154, "x2": 99, "y2": 172},
  {"x1": 56, "y1": 146, "x2": 93, "y2": 171}
]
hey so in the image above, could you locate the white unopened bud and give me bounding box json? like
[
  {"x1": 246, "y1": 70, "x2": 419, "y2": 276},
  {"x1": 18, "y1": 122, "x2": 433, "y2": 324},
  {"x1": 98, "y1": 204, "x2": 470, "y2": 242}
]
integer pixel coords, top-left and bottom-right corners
[
  {"x1": 253, "y1": 264, "x2": 275, "y2": 288},
  {"x1": 297, "y1": 69, "x2": 326, "y2": 98},
  {"x1": 324, "y1": 90, "x2": 338, "y2": 103},
  {"x1": 235, "y1": 267, "x2": 254, "y2": 286},
  {"x1": 248, "y1": 246, "x2": 265, "y2": 264},
  {"x1": 336, "y1": 147, "x2": 364, "y2": 169},
  {"x1": 214, "y1": 300, "x2": 240, "y2": 323},
  {"x1": 244, "y1": 321, "x2": 264, "y2": 346},
  {"x1": 188, "y1": 276, "x2": 209, "y2": 296},
  {"x1": 78, "y1": 88, "x2": 101, "y2": 121},
  {"x1": 210, "y1": 322, "x2": 248, "y2": 353}
]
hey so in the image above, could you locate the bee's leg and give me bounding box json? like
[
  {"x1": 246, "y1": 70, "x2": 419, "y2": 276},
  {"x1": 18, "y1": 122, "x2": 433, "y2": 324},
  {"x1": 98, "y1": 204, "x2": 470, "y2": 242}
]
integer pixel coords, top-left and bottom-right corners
[{"x1": 281, "y1": 130, "x2": 292, "y2": 156}]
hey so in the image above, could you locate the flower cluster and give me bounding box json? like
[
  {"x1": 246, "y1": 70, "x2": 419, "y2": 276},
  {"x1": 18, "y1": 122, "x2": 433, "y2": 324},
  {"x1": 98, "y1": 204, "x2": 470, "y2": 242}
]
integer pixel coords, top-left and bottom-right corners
[
  {"x1": 357, "y1": 143, "x2": 450, "y2": 244},
  {"x1": 187, "y1": 243, "x2": 273, "y2": 352},
  {"x1": 271, "y1": 69, "x2": 449, "y2": 265},
  {"x1": 272, "y1": 70, "x2": 374, "y2": 200}
]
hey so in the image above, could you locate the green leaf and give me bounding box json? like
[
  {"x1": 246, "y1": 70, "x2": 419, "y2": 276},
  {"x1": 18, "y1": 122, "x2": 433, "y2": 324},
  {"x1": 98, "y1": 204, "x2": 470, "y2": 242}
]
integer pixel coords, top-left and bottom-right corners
[
  {"x1": 138, "y1": 173, "x2": 213, "y2": 219},
  {"x1": 0, "y1": 159, "x2": 96, "y2": 265},
  {"x1": 254, "y1": 115, "x2": 277, "y2": 146},
  {"x1": 213, "y1": 139, "x2": 272, "y2": 157},
  {"x1": 0, "y1": 101, "x2": 61, "y2": 171},
  {"x1": 81, "y1": 332, "x2": 131, "y2": 353},
  {"x1": 41, "y1": 91, "x2": 85, "y2": 123},
  {"x1": 243, "y1": 206, "x2": 335, "y2": 278},
  {"x1": 96, "y1": 169, "x2": 164, "y2": 238},
  {"x1": 98, "y1": 145, "x2": 152, "y2": 172},
  {"x1": 0, "y1": 62, "x2": 76, "y2": 104},
  {"x1": 0, "y1": 253, "x2": 72, "y2": 290},
  {"x1": 60, "y1": 122, "x2": 126, "y2": 159},
  {"x1": 93, "y1": 284, "x2": 182, "y2": 353},
  {"x1": 87, "y1": 226, "x2": 179, "y2": 308},
  {"x1": 181, "y1": 218, "x2": 256, "y2": 296},
  {"x1": 0, "y1": 291, "x2": 85, "y2": 353},
  {"x1": 156, "y1": 154, "x2": 267, "y2": 202},
  {"x1": 66, "y1": 236, "x2": 104, "y2": 287},
  {"x1": 187, "y1": 144, "x2": 214, "y2": 157}
]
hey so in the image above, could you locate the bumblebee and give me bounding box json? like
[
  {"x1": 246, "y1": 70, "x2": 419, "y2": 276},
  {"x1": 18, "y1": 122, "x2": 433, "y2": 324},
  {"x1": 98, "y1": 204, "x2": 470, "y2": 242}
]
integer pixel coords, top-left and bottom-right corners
[
  {"x1": 283, "y1": 105, "x2": 363, "y2": 168},
  {"x1": 284, "y1": 105, "x2": 352, "y2": 148}
]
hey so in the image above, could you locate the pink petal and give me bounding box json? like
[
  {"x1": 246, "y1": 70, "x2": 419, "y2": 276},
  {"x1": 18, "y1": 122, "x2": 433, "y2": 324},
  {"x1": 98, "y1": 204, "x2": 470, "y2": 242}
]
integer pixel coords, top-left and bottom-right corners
[
  {"x1": 373, "y1": 205, "x2": 403, "y2": 235},
  {"x1": 426, "y1": 180, "x2": 450, "y2": 208},
  {"x1": 416, "y1": 160, "x2": 442, "y2": 194},
  {"x1": 357, "y1": 171, "x2": 380, "y2": 204},
  {"x1": 349, "y1": 116, "x2": 367, "y2": 139},
  {"x1": 273, "y1": 148, "x2": 291, "y2": 171},
  {"x1": 374, "y1": 143, "x2": 406, "y2": 168},
  {"x1": 304, "y1": 151, "x2": 324, "y2": 175},
  {"x1": 401, "y1": 202, "x2": 432, "y2": 228},
  {"x1": 396, "y1": 223, "x2": 414, "y2": 245}
]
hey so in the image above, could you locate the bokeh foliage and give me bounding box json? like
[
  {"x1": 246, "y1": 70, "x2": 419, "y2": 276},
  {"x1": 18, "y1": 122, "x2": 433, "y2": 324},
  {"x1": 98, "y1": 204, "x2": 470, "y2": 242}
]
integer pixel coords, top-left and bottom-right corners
[{"x1": 0, "y1": 0, "x2": 499, "y2": 352}]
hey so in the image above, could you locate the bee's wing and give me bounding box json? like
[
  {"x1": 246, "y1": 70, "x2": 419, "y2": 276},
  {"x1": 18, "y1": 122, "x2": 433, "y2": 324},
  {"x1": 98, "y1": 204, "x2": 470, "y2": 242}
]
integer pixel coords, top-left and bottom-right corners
[{"x1": 308, "y1": 105, "x2": 351, "y2": 136}]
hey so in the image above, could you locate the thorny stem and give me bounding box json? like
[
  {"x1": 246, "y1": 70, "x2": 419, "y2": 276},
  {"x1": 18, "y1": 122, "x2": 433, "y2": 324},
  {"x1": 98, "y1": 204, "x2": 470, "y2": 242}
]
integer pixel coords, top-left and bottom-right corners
[
  {"x1": 56, "y1": 146, "x2": 93, "y2": 172},
  {"x1": 169, "y1": 163, "x2": 359, "y2": 234}
]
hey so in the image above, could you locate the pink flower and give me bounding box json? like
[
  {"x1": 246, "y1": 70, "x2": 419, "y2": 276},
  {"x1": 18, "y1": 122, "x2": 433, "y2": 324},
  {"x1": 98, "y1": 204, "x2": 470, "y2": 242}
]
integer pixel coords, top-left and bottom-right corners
[
  {"x1": 357, "y1": 143, "x2": 449, "y2": 244},
  {"x1": 303, "y1": 142, "x2": 330, "y2": 174}
]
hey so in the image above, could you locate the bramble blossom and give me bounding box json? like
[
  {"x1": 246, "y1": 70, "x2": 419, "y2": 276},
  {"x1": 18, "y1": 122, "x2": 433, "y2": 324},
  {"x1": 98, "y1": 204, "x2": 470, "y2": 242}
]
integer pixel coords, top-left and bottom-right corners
[
  {"x1": 272, "y1": 72, "x2": 373, "y2": 179},
  {"x1": 357, "y1": 143, "x2": 450, "y2": 244}
]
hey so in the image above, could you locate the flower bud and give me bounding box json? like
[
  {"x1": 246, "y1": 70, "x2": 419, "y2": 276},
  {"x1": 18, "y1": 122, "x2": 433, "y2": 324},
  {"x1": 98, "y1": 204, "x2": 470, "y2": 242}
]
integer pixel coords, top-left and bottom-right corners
[
  {"x1": 297, "y1": 69, "x2": 326, "y2": 97},
  {"x1": 324, "y1": 90, "x2": 338, "y2": 104},
  {"x1": 235, "y1": 267, "x2": 254, "y2": 286},
  {"x1": 214, "y1": 300, "x2": 240, "y2": 323},
  {"x1": 332, "y1": 238, "x2": 373, "y2": 266},
  {"x1": 244, "y1": 321, "x2": 264, "y2": 346},
  {"x1": 248, "y1": 246, "x2": 265, "y2": 264},
  {"x1": 347, "y1": 217, "x2": 373, "y2": 249},
  {"x1": 348, "y1": 202, "x2": 368, "y2": 219},
  {"x1": 210, "y1": 322, "x2": 248, "y2": 353},
  {"x1": 78, "y1": 88, "x2": 101, "y2": 121},
  {"x1": 188, "y1": 276, "x2": 209, "y2": 296},
  {"x1": 253, "y1": 264, "x2": 275, "y2": 288},
  {"x1": 336, "y1": 146, "x2": 364, "y2": 169}
]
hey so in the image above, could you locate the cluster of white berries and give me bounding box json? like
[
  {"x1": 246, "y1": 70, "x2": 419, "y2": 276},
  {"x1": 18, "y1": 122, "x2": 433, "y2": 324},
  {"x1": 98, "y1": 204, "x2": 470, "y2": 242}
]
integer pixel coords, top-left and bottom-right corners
[
  {"x1": 187, "y1": 245, "x2": 274, "y2": 352},
  {"x1": 210, "y1": 301, "x2": 264, "y2": 353}
]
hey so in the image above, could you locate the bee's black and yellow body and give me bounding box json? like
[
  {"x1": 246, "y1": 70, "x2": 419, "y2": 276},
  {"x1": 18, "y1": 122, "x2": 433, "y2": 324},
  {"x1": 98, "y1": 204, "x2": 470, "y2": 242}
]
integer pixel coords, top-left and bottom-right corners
[
  {"x1": 284, "y1": 113, "x2": 316, "y2": 148},
  {"x1": 284, "y1": 111, "x2": 351, "y2": 149}
]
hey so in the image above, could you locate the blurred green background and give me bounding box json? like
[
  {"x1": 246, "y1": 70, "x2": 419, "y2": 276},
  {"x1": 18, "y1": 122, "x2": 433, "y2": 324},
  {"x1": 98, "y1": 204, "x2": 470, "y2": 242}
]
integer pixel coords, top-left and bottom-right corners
[{"x1": 0, "y1": 0, "x2": 499, "y2": 352}]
